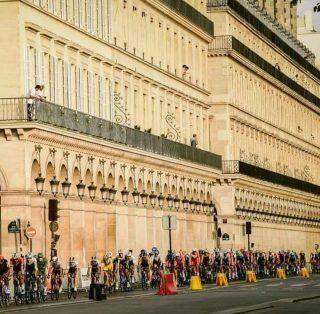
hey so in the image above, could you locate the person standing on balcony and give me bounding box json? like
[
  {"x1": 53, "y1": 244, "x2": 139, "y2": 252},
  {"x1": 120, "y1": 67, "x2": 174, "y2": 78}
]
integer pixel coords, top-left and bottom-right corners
[
  {"x1": 190, "y1": 134, "x2": 198, "y2": 148},
  {"x1": 182, "y1": 65, "x2": 189, "y2": 79},
  {"x1": 27, "y1": 84, "x2": 46, "y2": 120}
]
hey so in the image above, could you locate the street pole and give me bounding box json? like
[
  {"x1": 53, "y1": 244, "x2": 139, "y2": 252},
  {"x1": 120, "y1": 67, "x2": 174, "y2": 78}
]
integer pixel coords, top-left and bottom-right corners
[
  {"x1": 168, "y1": 215, "x2": 172, "y2": 253},
  {"x1": 17, "y1": 219, "x2": 22, "y2": 253},
  {"x1": 248, "y1": 233, "x2": 250, "y2": 251}
]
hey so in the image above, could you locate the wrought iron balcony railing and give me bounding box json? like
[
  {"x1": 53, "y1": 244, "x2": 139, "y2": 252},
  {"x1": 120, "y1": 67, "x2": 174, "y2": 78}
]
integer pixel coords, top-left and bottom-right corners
[
  {"x1": 207, "y1": 0, "x2": 320, "y2": 81},
  {"x1": 209, "y1": 36, "x2": 320, "y2": 109},
  {"x1": 223, "y1": 160, "x2": 320, "y2": 195},
  {"x1": 0, "y1": 98, "x2": 222, "y2": 170},
  {"x1": 160, "y1": 0, "x2": 213, "y2": 36}
]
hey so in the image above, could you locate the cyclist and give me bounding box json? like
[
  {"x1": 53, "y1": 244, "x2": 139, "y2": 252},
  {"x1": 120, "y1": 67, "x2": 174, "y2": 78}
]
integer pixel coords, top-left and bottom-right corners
[
  {"x1": 138, "y1": 249, "x2": 150, "y2": 286},
  {"x1": 113, "y1": 250, "x2": 124, "y2": 290},
  {"x1": 102, "y1": 252, "x2": 114, "y2": 289},
  {"x1": 89, "y1": 256, "x2": 101, "y2": 284},
  {"x1": 174, "y1": 252, "x2": 185, "y2": 285},
  {"x1": 151, "y1": 248, "x2": 162, "y2": 271},
  {"x1": 190, "y1": 249, "x2": 200, "y2": 275},
  {"x1": 11, "y1": 253, "x2": 24, "y2": 294},
  {"x1": 50, "y1": 256, "x2": 63, "y2": 293},
  {"x1": 36, "y1": 253, "x2": 48, "y2": 295},
  {"x1": 165, "y1": 250, "x2": 175, "y2": 274},
  {"x1": 67, "y1": 257, "x2": 78, "y2": 291},
  {"x1": 122, "y1": 252, "x2": 135, "y2": 288},
  {"x1": 0, "y1": 255, "x2": 11, "y2": 298},
  {"x1": 25, "y1": 253, "x2": 37, "y2": 298}
]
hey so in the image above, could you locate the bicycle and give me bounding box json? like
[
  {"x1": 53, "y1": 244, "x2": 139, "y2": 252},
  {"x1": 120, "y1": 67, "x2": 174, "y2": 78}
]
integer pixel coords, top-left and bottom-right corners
[
  {"x1": 36, "y1": 274, "x2": 46, "y2": 303},
  {"x1": 0, "y1": 276, "x2": 10, "y2": 307},
  {"x1": 140, "y1": 268, "x2": 149, "y2": 291},
  {"x1": 25, "y1": 273, "x2": 37, "y2": 304},
  {"x1": 13, "y1": 273, "x2": 25, "y2": 305},
  {"x1": 67, "y1": 273, "x2": 77, "y2": 299},
  {"x1": 50, "y1": 274, "x2": 61, "y2": 301},
  {"x1": 103, "y1": 270, "x2": 115, "y2": 294}
]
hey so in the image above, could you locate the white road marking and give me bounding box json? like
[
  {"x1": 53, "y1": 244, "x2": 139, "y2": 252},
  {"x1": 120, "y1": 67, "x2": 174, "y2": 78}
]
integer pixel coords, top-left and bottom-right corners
[{"x1": 291, "y1": 283, "x2": 308, "y2": 287}]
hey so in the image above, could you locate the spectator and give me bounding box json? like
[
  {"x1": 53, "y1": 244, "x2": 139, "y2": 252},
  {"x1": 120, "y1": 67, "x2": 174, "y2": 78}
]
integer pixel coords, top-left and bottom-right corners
[
  {"x1": 182, "y1": 65, "x2": 189, "y2": 79},
  {"x1": 190, "y1": 134, "x2": 198, "y2": 148},
  {"x1": 27, "y1": 84, "x2": 45, "y2": 120}
]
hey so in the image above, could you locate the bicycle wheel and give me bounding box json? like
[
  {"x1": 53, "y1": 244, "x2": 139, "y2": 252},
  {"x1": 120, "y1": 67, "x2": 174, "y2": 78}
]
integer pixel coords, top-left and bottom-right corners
[{"x1": 72, "y1": 289, "x2": 77, "y2": 299}]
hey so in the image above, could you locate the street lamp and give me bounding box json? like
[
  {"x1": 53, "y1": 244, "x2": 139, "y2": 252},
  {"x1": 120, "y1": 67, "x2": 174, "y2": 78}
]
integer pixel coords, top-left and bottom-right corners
[
  {"x1": 149, "y1": 191, "x2": 157, "y2": 207},
  {"x1": 166, "y1": 194, "x2": 174, "y2": 209},
  {"x1": 189, "y1": 198, "x2": 195, "y2": 212},
  {"x1": 35, "y1": 173, "x2": 45, "y2": 195},
  {"x1": 174, "y1": 196, "x2": 180, "y2": 211},
  {"x1": 100, "y1": 184, "x2": 109, "y2": 202},
  {"x1": 158, "y1": 193, "x2": 165, "y2": 209},
  {"x1": 121, "y1": 187, "x2": 129, "y2": 204},
  {"x1": 182, "y1": 197, "x2": 189, "y2": 211},
  {"x1": 195, "y1": 199, "x2": 201, "y2": 212},
  {"x1": 141, "y1": 191, "x2": 148, "y2": 206},
  {"x1": 132, "y1": 188, "x2": 140, "y2": 204},
  {"x1": 209, "y1": 201, "x2": 215, "y2": 215},
  {"x1": 88, "y1": 182, "x2": 97, "y2": 201},
  {"x1": 76, "y1": 180, "x2": 86, "y2": 200},
  {"x1": 202, "y1": 201, "x2": 208, "y2": 213},
  {"x1": 61, "y1": 178, "x2": 71, "y2": 198},
  {"x1": 109, "y1": 186, "x2": 117, "y2": 202},
  {"x1": 50, "y1": 176, "x2": 60, "y2": 197}
]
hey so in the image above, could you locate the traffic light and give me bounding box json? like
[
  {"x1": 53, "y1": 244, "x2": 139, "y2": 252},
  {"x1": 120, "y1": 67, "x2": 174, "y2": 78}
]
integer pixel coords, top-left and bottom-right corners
[
  {"x1": 217, "y1": 227, "x2": 222, "y2": 238},
  {"x1": 48, "y1": 199, "x2": 59, "y2": 221},
  {"x1": 246, "y1": 221, "x2": 252, "y2": 235}
]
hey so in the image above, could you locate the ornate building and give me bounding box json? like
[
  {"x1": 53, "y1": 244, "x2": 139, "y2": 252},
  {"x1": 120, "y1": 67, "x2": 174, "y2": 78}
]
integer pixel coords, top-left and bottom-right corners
[{"x1": 0, "y1": 0, "x2": 319, "y2": 266}]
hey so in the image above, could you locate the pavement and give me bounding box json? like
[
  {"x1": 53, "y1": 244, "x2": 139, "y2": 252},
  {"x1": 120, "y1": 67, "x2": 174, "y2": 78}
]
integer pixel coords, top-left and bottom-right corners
[{"x1": 2, "y1": 275, "x2": 320, "y2": 314}]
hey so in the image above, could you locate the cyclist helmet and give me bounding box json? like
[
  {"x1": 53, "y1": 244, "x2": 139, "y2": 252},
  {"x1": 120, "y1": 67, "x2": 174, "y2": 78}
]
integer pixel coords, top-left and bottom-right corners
[
  {"x1": 106, "y1": 252, "x2": 112, "y2": 258},
  {"x1": 141, "y1": 249, "x2": 147, "y2": 255},
  {"x1": 152, "y1": 247, "x2": 158, "y2": 253},
  {"x1": 38, "y1": 252, "x2": 44, "y2": 259},
  {"x1": 12, "y1": 252, "x2": 19, "y2": 259},
  {"x1": 192, "y1": 248, "x2": 197, "y2": 253},
  {"x1": 52, "y1": 256, "x2": 58, "y2": 262},
  {"x1": 175, "y1": 253, "x2": 180, "y2": 258},
  {"x1": 126, "y1": 251, "x2": 132, "y2": 258},
  {"x1": 92, "y1": 256, "x2": 98, "y2": 261},
  {"x1": 26, "y1": 252, "x2": 32, "y2": 259}
]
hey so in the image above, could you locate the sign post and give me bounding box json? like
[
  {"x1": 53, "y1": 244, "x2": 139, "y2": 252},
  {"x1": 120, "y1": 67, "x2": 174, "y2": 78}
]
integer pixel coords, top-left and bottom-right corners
[
  {"x1": 25, "y1": 224, "x2": 36, "y2": 253},
  {"x1": 162, "y1": 215, "x2": 177, "y2": 253}
]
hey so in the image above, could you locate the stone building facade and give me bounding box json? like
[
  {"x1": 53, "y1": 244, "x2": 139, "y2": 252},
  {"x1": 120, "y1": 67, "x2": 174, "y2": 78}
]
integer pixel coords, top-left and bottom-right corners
[{"x1": 0, "y1": 0, "x2": 319, "y2": 266}]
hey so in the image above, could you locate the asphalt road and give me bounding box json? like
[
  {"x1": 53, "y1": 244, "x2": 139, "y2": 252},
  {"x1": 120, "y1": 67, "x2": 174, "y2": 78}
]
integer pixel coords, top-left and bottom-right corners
[{"x1": 3, "y1": 276, "x2": 320, "y2": 314}]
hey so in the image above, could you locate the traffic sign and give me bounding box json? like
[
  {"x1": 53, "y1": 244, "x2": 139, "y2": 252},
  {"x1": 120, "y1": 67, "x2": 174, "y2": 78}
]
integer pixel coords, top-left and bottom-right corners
[
  {"x1": 49, "y1": 221, "x2": 59, "y2": 233},
  {"x1": 25, "y1": 226, "x2": 36, "y2": 238},
  {"x1": 162, "y1": 215, "x2": 177, "y2": 230},
  {"x1": 8, "y1": 221, "x2": 19, "y2": 233}
]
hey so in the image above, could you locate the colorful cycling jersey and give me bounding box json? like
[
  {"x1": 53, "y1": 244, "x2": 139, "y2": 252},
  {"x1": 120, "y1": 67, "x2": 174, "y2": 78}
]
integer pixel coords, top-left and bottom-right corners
[
  {"x1": 203, "y1": 255, "x2": 210, "y2": 267},
  {"x1": 0, "y1": 260, "x2": 9, "y2": 275},
  {"x1": 51, "y1": 262, "x2": 62, "y2": 275},
  {"x1": 152, "y1": 256, "x2": 162, "y2": 268},
  {"x1": 140, "y1": 256, "x2": 149, "y2": 269},
  {"x1": 91, "y1": 260, "x2": 100, "y2": 274},
  {"x1": 37, "y1": 257, "x2": 48, "y2": 274},
  {"x1": 121, "y1": 258, "x2": 134, "y2": 269},
  {"x1": 190, "y1": 253, "x2": 199, "y2": 266},
  {"x1": 102, "y1": 257, "x2": 113, "y2": 271},
  {"x1": 11, "y1": 258, "x2": 24, "y2": 274},
  {"x1": 68, "y1": 264, "x2": 77, "y2": 274},
  {"x1": 25, "y1": 261, "x2": 36, "y2": 275}
]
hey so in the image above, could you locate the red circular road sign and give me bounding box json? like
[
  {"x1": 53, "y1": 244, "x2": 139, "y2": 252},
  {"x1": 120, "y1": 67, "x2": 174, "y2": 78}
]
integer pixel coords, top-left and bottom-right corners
[{"x1": 25, "y1": 227, "x2": 36, "y2": 238}]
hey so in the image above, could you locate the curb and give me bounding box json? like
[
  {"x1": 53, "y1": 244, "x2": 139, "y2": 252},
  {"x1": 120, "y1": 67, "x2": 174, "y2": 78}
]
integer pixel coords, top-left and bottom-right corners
[{"x1": 293, "y1": 295, "x2": 320, "y2": 303}]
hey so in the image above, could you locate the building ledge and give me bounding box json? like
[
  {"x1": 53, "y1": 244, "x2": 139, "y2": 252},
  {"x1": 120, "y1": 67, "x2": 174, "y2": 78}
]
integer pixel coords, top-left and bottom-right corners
[{"x1": 0, "y1": 98, "x2": 222, "y2": 171}]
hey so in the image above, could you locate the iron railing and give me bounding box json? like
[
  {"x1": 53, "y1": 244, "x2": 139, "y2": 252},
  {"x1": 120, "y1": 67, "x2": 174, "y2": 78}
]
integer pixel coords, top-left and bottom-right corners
[
  {"x1": 160, "y1": 0, "x2": 214, "y2": 36},
  {"x1": 0, "y1": 98, "x2": 222, "y2": 170},
  {"x1": 223, "y1": 160, "x2": 320, "y2": 195},
  {"x1": 209, "y1": 36, "x2": 320, "y2": 109},
  {"x1": 207, "y1": 0, "x2": 320, "y2": 81}
]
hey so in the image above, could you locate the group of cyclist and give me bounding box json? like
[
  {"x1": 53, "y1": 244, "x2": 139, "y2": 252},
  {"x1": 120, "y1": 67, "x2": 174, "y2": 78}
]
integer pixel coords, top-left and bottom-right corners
[
  {"x1": 0, "y1": 252, "x2": 77, "y2": 304},
  {"x1": 0, "y1": 248, "x2": 315, "y2": 303},
  {"x1": 87, "y1": 248, "x2": 310, "y2": 292}
]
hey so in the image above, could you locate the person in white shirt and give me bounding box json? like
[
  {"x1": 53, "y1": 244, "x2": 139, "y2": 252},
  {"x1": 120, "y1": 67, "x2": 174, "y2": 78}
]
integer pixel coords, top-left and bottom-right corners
[{"x1": 27, "y1": 85, "x2": 45, "y2": 120}]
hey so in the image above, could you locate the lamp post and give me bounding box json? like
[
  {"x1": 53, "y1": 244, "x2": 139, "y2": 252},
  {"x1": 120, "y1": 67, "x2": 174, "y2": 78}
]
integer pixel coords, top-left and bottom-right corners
[
  {"x1": 132, "y1": 188, "x2": 140, "y2": 205},
  {"x1": 76, "y1": 180, "x2": 86, "y2": 200},
  {"x1": 182, "y1": 197, "x2": 189, "y2": 211},
  {"x1": 88, "y1": 182, "x2": 97, "y2": 201},
  {"x1": 149, "y1": 191, "x2": 157, "y2": 207},
  {"x1": 140, "y1": 191, "x2": 148, "y2": 206},
  {"x1": 158, "y1": 193, "x2": 165, "y2": 209},
  {"x1": 174, "y1": 196, "x2": 180, "y2": 211},
  {"x1": 189, "y1": 198, "x2": 195, "y2": 212},
  {"x1": 166, "y1": 194, "x2": 174, "y2": 210},
  {"x1": 100, "y1": 184, "x2": 109, "y2": 202},
  {"x1": 61, "y1": 178, "x2": 71, "y2": 198},
  {"x1": 35, "y1": 174, "x2": 45, "y2": 195},
  {"x1": 50, "y1": 176, "x2": 60, "y2": 197},
  {"x1": 121, "y1": 187, "x2": 129, "y2": 204},
  {"x1": 109, "y1": 186, "x2": 117, "y2": 202}
]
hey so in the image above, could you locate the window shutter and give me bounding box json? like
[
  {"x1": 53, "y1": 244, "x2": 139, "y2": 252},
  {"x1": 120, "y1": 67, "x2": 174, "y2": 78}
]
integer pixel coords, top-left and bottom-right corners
[{"x1": 24, "y1": 45, "x2": 31, "y2": 94}]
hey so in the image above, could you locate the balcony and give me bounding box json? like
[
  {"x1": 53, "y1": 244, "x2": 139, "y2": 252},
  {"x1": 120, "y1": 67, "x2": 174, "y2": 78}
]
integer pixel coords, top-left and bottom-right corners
[
  {"x1": 209, "y1": 36, "x2": 320, "y2": 109},
  {"x1": 160, "y1": 0, "x2": 213, "y2": 36},
  {"x1": 207, "y1": 0, "x2": 320, "y2": 81},
  {"x1": 0, "y1": 98, "x2": 222, "y2": 171},
  {"x1": 223, "y1": 160, "x2": 320, "y2": 195}
]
